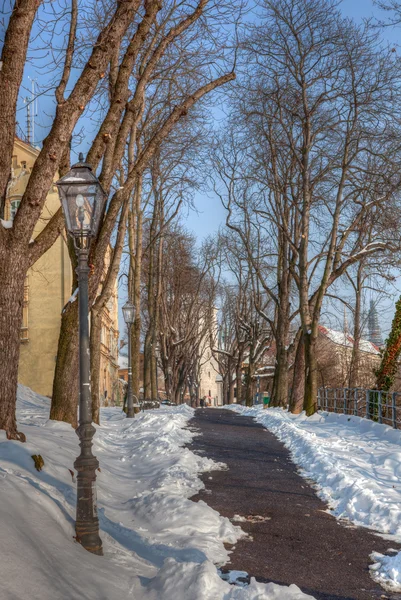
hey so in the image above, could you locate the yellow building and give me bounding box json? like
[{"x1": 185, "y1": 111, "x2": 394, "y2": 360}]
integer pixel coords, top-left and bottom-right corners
[{"x1": 5, "y1": 137, "x2": 119, "y2": 401}]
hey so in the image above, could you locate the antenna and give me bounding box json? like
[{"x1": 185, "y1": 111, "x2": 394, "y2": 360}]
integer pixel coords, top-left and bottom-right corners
[
  {"x1": 28, "y1": 76, "x2": 37, "y2": 146},
  {"x1": 24, "y1": 97, "x2": 31, "y2": 144}
]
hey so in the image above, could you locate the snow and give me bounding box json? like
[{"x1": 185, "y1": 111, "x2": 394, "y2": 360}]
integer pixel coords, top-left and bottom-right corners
[
  {"x1": 64, "y1": 287, "x2": 78, "y2": 307},
  {"x1": 226, "y1": 404, "x2": 401, "y2": 591},
  {"x1": 60, "y1": 176, "x2": 89, "y2": 182},
  {"x1": 318, "y1": 325, "x2": 379, "y2": 354},
  {"x1": 0, "y1": 385, "x2": 315, "y2": 600},
  {"x1": 1, "y1": 219, "x2": 13, "y2": 229},
  {"x1": 370, "y1": 550, "x2": 401, "y2": 591},
  {"x1": 118, "y1": 354, "x2": 128, "y2": 369}
]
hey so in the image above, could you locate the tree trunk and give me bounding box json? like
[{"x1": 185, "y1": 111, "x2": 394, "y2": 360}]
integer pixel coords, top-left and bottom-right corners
[
  {"x1": 151, "y1": 234, "x2": 163, "y2": 400},
  {"x1": 271, "y1": 343, "x2": 288, "y2": 408},
  {"x1": 236, "y1": 363, "x2": 242, "y2": 404},
  {"x1": 143, "y1": 329, "x2": 152, "y2": 398},
  {"x1": 128, "y1": 180, "x2": 143, "y2": 409},
  {"x1": 289, "y1": 332, "x2": 305, "y2": 414},
  {"x1": 150, "y1": 352, "x2": 157, "y2": 400},
  {"x1": 349, "y1": 264, "x2": 363, "y2": 389},
  {"x1": 132, "y1": 208, "x2": 143, "y2": 399},
  {"x1": 50, "y1": 238, "x2": 79, "y2": 426},
  {"x1": 228, "y1": 378, "x2": 235, "y2": 404},
  {"x1": 50, "y1": 299, "x2": 79, "y2": 427},
  {"x1": 245, "y1": 362, "x2": 255, "y2": 407},
  {"x1": 303, "y1": 333, "x2": 318, "y2": 416},
  {"x1": 144, "y1": 222, "x2": 156, "y2": 399},
  {"x1": 271, "y1": 234, "x2": 291, "y2": 409},
  {"x1": 222, "y1": 375, "x2": 228, "y2": 405},
  {"x1": 0, "y1": 255, "x2": 27, "y2": 440}
]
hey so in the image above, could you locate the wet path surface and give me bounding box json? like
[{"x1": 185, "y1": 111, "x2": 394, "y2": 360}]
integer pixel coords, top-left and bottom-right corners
[{"x1": 189, "y1": 408, "x2": 401, "y2": 600}]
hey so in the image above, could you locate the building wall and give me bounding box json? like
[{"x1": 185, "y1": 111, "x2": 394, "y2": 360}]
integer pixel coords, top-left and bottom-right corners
[
  {"x1": 199, "y1": 346, "x2": 222, "y2": 406},
  {"x1": 316, "y1": 335, "x2": 381, "y2": 389},
  {"x1": 7, "y1": 139, "x2": 73, "y2": 397},
  {"x1": 7, "y1": 138, "x2": 119, "y2": 401},
  {"x1": 99, "y1": 293, "x2": 119, "y2": 405}
]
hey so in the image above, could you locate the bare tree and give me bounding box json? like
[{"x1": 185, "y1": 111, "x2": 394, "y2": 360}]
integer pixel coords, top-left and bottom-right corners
[
  {"x1": 46, "y1": 0, "x2": 236, "y2": 427},
  {"x1": 215, "y1": 0, "x2": 401, "y2": 416},
  {"x1": 0, "y1": 0, "x2": 154, "y2": 438},
  {"x1": 156, "y1": 226, "x2": 218, "y2": 403}
]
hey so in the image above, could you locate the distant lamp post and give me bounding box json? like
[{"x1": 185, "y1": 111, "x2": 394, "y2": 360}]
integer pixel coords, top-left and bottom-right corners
[
  {"x1": 167, "y1": 366, "x2": 172, "y2": 401},
  {"x1": 56, "y1": 152, "x2": 106, "y2": 556},
  {"x1": 122, "y1": 300, "x2": 136, "y2": 418},
  {"x1": 155, "y1": 343, "x2": 160, "y2": 401}
]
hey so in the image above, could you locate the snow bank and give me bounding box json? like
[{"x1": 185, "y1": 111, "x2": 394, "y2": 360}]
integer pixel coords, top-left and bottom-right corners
[
  {"x1": 0, "y1": 385, "x2": 315, "y2": 600},
  {"x1": 227, "y1": 404, "x2": 401, "y2": 591},
  {"x1": 370, "y1": 550, "x2": 401, "y2": 591}
]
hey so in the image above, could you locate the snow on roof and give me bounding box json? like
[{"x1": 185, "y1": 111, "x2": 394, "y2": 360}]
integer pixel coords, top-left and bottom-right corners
[
  {"x1": 118, "y1": 354, "x2": 128, "y2": 369},
  {"x1": 318, "y1": 325, "x2": 380, "y2": 355},
  {"x1": 256, "y1": 365, "x2": 275, "y2": 373},
  {"x1": 1, "y1": 219, "x2": 13, "y2": 229}
]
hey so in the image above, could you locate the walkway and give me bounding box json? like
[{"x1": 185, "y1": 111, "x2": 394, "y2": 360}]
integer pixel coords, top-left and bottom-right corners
[{"x1": 189, "y1": 408, "x2": 401, "y2": 600}]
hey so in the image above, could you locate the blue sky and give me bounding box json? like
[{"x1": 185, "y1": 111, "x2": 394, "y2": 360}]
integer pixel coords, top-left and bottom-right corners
[{"x1": 341, "y1": 0, "x2": 377, "y2": 19}]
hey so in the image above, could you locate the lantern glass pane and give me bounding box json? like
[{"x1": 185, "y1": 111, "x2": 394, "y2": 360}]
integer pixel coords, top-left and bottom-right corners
[
  {"x1": 57, "y1": 165, "x2": 106, "y2": 239},
  {"x1": 122, "y1": 302, "x2": 135, "y2": 324}
]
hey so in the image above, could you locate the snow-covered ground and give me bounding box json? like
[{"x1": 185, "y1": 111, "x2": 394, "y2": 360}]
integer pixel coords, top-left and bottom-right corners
[
  {"x1": 227, "y1": 404, "x2": 401, "y2": 592},
  {"x1": 0, "y1": 385, "x2": 315, "y2": 600}
]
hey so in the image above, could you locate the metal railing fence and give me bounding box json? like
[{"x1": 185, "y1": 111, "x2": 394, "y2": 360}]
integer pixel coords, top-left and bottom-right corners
[{"x1": 317, "y1": 387, "x2": 401, "y2": 429}]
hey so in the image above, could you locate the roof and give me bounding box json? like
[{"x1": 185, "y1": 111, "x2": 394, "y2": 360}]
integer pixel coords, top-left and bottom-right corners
[
  {"x1": 118, "y1": 354, "x2": 128, "y2": 369},
  {"x1": 318, "y1": 325, "x2": 380, "y2": 355},
  {"x1": 14, "y1": 136, "x2": 40, "y2": 158}
]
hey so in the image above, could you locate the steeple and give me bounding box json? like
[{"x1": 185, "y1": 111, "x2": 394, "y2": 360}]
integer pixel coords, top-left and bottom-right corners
[{"x1": 368, "y1": 300, "x2": 383, "y2": 347}]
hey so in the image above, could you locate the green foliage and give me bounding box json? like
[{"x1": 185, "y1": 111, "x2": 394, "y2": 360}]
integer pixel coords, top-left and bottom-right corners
[{"x1": 376, "y1": 296, "x2": 401, "y2": 391}]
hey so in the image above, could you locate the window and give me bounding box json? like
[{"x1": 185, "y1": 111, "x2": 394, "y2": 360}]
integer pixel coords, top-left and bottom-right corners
[{"x1": 10, "y1": 199, "x2": 21, "y2": 221}]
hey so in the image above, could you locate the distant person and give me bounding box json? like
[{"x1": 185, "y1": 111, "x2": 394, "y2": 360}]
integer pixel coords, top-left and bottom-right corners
[{"x1": 200, "y1": 398, "x2": 205, "y2": 408}]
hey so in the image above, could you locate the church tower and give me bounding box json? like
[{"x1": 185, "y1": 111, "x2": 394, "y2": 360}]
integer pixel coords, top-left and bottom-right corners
[{"x1": 368, "y1": 300, "x2": 383, "y2": 347}]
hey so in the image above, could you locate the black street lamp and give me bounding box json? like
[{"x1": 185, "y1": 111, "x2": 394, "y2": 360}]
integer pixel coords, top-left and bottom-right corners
[
  {"x1": 56, "y1": 153, "x2": 106, "y2": 556},
  {"x1": 122, "y1": 300, "x2": 136, "y2": 418}
]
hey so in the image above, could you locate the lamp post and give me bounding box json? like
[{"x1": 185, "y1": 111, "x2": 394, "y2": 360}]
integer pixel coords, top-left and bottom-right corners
[
  {"x1": 167, "y1": 366, "x2": 172, "y2": 402},
  {"x1": 155, "y1": 343, "x2": 160, "y2": 401},
  {"x1": 56, "y1": 153, "x2": 106, "y2": 556},
  {"x1": 122, "y1": 300, "x2": 136, "y2": 418}
]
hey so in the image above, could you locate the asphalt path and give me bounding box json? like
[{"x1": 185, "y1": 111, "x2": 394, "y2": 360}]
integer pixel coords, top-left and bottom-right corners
[{"x1": 189, "y1": 408, "x2": 401, "y2": 600}]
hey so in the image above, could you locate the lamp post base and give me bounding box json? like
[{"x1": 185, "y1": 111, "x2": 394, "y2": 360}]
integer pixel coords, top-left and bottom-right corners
[
  {"x1": 74, "y1": 423, "x2": 103, "y2": 556},
  {"x1": 75, "y1": 522, "x2": 103, "y2": 556}
]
